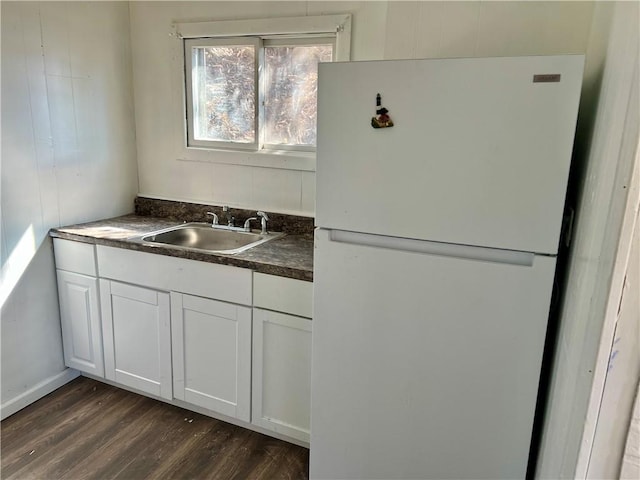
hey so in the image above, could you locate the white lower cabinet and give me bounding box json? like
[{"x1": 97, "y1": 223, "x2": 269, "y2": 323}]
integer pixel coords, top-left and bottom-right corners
[
  {"x1": 171, "y1": 293, "x2": 251, "y2": 422},
  {"x1": 100, "y1": 279, "x2": 172, "y2": 400},
  {"x1": 252, "y1": 308, "x2": 312, "y2": 442},
  {"x1": 57, "y1": 270, "x2": 104, "y2": 377},
  {"x1": 55, "y1": 239, "x2": 312, "y2": 445}
]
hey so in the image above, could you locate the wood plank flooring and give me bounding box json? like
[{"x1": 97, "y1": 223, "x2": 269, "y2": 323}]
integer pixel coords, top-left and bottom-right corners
[{"x1": 1, "y1": 377, "x2": 309, "y2": 479}]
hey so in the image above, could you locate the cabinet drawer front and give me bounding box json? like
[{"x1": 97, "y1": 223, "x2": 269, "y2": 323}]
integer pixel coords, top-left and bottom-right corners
[
  {"x1": 96, "y1": 245, "x2": 252, "y2": 305},
  {"x1": 54, "y1": 239, "x2": 97, "y2": 276},
  {"x1": 253, "y1": 273, "x2": 313, "y2": 318}
]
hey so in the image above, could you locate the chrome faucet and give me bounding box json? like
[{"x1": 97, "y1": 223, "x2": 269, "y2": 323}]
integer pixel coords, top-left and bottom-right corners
[
  {"x1": 257, "y1": 211, "x2": 269, "y2": 234},
  {"x1": 243, "y1": 217, "x2": 258, "y2": 232},
  {"x1": 206, "y1": 212, "x2": 219, "y2": 226}
]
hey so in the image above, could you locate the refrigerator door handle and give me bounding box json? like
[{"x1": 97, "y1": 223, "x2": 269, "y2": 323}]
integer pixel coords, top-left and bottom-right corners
[{"x1": 328, "y1": 229, "x2": 537, "y2": 266}]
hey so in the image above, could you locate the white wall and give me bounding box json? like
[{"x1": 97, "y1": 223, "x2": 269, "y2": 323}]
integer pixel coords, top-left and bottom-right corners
[
  {"x1": 383, "y1": 1, "x2": 594, "y2": 60},
  {"x1": 0, "y1": 1, "x2": 138, "y2": 417},
  {"x1": 537, "y1": 1, "x2": 640, "y2": 477},
  {"x1": 620, "y1": 381, "x2": 640, "y2": 479},
  {"x1": 131, "y1": 1, "x2": 595, "y2": 216},
  {"x1": 588, "y1": 201, "x2": 639, "y2": 478},
  {"x1": 130, "y1": 1, "x2": 387, "y2": 216}
]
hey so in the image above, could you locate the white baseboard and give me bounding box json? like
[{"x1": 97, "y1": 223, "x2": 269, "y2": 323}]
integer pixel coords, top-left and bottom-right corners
[{"x1": 1, "y1": 368, "x2": 80, "y2": 420}]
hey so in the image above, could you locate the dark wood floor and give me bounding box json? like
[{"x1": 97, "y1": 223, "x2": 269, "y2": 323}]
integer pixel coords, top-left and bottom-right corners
[{"x1": 1, "y1": 377, "x2": 309, "y2": 479}]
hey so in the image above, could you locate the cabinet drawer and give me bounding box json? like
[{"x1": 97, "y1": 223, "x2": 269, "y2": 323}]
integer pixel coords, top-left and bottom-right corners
[
  {"x1": 253, "y1": 273, "x2": 313, "y2": 318},
  {"x1": 53, "y1": 239, "x2": 97, "y2": 276},
  {"x1": 96, "y1": 245, "x2": 252, "y2": 306}
]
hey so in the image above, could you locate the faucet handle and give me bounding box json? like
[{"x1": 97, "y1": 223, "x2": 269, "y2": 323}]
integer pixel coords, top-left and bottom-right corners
[
  {"x1": 256, "y1": 211, "x2": 269, "y2": 234},
  {"x1": 206, "y1": 212, "x2": 218, "y2": 226},
  {"x1": 243, "y1": 217, "x2": 258, "y2": 232}
]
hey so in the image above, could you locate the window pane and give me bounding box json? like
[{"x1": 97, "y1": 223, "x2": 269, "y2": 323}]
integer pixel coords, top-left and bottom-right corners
[
  {"x1": 191, "y1": 45, "x2": 255, "y2": 144},
  {"x1": 264, "y1": 45, "x2": 333, "y2": 147}
]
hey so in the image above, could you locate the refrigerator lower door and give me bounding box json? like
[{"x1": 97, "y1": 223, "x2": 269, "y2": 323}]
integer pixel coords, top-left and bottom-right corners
[{"x1": 310, "y1": 229, "x2": 557, "y2": 480}]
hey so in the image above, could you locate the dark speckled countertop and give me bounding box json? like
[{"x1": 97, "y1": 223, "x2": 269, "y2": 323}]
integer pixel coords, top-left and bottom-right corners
[{"x1": 50, "y1": 213, "x2": 314, "y2": 282}]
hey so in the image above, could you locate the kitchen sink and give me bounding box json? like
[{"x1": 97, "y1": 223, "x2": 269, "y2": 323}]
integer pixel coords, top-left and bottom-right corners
[{"x1": 138, "y1": 223, "x2": 284, "y2": 254}]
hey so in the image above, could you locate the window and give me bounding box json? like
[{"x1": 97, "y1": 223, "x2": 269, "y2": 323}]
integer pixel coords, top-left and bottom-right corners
[
  {"x1": 177, "y1": 15, "x2": 351, "y2": 154},
  {"x1": 262, "y1": 39, "x2": 334, "y2": 149},
  {"x1": 186, "y1": 38, "x2": 260, "y2": 148}
]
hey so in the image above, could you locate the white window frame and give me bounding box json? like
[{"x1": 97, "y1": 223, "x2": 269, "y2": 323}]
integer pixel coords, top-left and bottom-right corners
[{"x1": 175, "y1": 15, "x2": 351, "y2": 157}]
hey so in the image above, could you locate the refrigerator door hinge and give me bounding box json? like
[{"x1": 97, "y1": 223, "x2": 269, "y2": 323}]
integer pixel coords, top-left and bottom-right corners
[{"x1": 561, "y1": 207, "x2": 575, "y2": 248}]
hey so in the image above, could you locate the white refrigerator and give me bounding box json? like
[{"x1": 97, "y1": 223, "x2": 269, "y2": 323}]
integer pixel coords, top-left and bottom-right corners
[{"x1": 311, "y1": 55, "x2": 584, "y2": 479}]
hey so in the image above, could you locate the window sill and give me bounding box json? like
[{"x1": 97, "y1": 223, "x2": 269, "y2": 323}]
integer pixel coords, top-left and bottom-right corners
[{"x1": 177, "y1": 147, "x2": 316, "y2": 172}]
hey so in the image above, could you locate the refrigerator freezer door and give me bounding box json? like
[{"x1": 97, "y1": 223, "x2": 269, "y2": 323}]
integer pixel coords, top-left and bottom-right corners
[
  {"x1": 316, "y1": 55, "x2": 584, "y2": 254},
  {"x1": 310, "y1": 229, "x2": 557, "y2": 479}
]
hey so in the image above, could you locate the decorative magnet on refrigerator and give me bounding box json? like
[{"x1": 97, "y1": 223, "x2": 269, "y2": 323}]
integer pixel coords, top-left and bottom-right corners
[{"x1": 371, "y1": 93, "x2": 394, "y2": 129}]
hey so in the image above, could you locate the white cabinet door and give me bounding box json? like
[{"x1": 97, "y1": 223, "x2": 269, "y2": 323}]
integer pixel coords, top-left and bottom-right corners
[
  {"x1": 100, "y1": 280, "x2": 172, "y2": 400},
  {"x1": 57, "y1": 270, "x2": 103, "y2": 376},
  {"x1": 171, "y1": 293, "x2": 251, "y2": 422},
  {"x1": 252, "y1": 308, "x2": 311, "y2": 442}
]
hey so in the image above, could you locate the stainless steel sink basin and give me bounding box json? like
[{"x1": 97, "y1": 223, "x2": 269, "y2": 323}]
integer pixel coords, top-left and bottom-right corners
[{"x1": 138, "y1": 223, "x2": 284, "y2": 254}]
